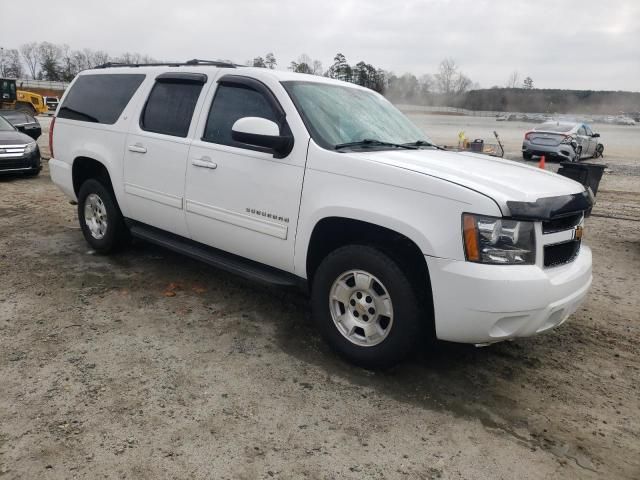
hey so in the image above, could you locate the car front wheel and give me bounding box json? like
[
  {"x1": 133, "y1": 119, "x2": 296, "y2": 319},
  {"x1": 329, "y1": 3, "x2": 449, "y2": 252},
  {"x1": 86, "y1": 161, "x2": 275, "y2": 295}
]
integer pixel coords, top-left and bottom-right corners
[
  {"x1": 594, "y1": 144, "x2": 604, "y2": 158},
  {"x1": 311, "y1": 245, "x2": 424, "y2": 369}
]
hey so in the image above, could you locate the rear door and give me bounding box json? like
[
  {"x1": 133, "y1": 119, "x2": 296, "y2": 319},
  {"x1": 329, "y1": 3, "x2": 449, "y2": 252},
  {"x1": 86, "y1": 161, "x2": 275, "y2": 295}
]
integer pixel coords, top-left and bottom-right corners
[{"x1": 123, "y1": 73, "x2": 208, "y2": 237}]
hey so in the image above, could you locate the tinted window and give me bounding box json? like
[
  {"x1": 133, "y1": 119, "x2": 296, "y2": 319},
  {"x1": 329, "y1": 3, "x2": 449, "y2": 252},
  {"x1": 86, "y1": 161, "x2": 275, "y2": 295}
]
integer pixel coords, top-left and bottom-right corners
[
  {"x1": 58, "y1": 74, "x2": 145, "y2": 124},
  {"x1": 203, "y1": 84, "x2": 278, "y2": 146},
  {"x1": 141, "y1": 81, "x2": 203, "y2": 137}
]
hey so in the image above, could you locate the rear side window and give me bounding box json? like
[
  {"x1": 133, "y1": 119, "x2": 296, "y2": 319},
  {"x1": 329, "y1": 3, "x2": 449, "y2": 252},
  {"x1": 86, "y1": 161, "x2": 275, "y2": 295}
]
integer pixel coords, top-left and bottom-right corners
[
  {"x1": 203, "y1": 84, "x2": 278, "y2": 146},
  {"x1": 140, "y1": 81, "x2": 203, "y2": 137},
  {"x1": 58, "y1": 74, "x2": 145, "y2": 124}
]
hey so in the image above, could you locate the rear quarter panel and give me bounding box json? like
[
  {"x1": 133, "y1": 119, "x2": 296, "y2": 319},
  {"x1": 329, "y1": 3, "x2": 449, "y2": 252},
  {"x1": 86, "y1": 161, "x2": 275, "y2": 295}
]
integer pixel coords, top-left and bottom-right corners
[{"x1": 52, "y1": 73, "x2": 153, "y2": 217}]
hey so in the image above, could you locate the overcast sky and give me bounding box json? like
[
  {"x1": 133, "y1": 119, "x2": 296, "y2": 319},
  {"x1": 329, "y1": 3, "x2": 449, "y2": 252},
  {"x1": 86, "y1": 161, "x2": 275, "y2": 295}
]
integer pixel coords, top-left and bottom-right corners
[{"x1": 1, "y1": 0, "x2": 638, "y2": 91}]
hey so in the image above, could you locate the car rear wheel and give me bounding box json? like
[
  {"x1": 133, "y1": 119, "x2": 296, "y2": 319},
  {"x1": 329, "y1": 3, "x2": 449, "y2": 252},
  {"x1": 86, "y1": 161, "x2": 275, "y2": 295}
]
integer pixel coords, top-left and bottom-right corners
[
  {"x1": 522, "y1": 152, "x2": 532, "y2": 160},
  {"x1": 311, "y1": 245, "x2": 424, "y2": 369},
  {"x1": 77, "y1": 179, "x2": 129, "y2": 253}
]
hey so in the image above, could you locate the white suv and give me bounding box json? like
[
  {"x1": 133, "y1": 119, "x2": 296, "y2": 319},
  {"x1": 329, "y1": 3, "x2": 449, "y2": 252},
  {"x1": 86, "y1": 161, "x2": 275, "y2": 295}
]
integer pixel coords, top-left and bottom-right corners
[{"x1": 49, "y1": 60, "x2": 593, "y2": 367}]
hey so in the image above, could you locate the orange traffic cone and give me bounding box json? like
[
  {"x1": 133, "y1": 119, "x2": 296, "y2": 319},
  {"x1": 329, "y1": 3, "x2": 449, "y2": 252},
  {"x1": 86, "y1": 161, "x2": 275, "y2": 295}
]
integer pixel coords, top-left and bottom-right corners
[{"x1": 538, "y1": 155, "x2": 546, "y2": 169}]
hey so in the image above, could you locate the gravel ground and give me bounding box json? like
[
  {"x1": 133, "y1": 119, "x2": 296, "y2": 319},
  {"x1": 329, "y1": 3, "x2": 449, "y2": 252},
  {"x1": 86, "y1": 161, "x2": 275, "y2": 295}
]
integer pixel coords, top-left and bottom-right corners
[{"x1": 1, "y1": 115, "x2": 639, "y2": 479}]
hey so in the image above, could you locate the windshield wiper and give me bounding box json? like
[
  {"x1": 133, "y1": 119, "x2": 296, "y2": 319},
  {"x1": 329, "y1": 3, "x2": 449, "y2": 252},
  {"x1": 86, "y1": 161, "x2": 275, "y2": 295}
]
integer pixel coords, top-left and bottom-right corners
[
  {"x1": 335, "y1": 139, "x2": 418, "y2": 150},
  {"x1": 402, "y1": 140, "x2": 445, "y2": 150},
  {"x1": 58, "y1": 106, "x2": 99, "y2": 123}
]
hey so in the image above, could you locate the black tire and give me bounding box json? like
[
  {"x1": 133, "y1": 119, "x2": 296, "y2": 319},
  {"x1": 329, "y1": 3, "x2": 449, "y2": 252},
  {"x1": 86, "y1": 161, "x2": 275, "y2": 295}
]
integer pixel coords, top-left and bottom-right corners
[
  {"x1": 23, "y1": 168, "x2": 40, "y2": 177},
  {"x1": 522, "y1": 152, "x2": 532, "y2": 160},
  {"x1": 311, "y1": 245, "x2": 425, "y2": 369},
  {"x1": 77, "y1": 179, "x2": 129, "y2": 253},
  {"x1": 594, "y1": 144, "x2": 604, "y2": 158}
]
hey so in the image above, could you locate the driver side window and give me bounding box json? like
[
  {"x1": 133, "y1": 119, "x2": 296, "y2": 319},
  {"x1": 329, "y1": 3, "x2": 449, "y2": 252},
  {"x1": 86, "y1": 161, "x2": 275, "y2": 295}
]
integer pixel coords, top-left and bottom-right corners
[
  {"x1": 202, "y1": 84, "x2": 278, "y2": 148},
  {"x1": 578, "y1": 126, "x2": 587, "y2": 136}
]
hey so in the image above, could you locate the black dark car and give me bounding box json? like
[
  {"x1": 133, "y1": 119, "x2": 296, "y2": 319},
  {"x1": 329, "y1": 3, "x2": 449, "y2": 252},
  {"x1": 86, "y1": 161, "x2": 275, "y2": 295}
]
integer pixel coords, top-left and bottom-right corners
[
  {"x1": 0, "y1": 110, "x2": 42, "y2": 140},
  {"x1": 0, "y1": 114, "x2": 41, "y2": 176}
]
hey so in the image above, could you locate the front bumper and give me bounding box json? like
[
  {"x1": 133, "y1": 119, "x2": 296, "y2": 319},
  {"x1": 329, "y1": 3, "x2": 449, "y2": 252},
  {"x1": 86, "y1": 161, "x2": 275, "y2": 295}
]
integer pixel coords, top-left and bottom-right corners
[
  {"x1": 426, "y1": 246, "x2": 592, "y2": 344},
  {"x1": 0, "y1": 149, "x2": 41, "y2": 174}
]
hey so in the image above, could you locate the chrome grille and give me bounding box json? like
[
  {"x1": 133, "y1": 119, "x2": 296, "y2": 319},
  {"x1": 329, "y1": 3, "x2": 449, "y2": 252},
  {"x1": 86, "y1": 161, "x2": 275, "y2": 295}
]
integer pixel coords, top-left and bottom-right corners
[{"x1": 0, "y1": 144, "x2": 27, "y2": 158}]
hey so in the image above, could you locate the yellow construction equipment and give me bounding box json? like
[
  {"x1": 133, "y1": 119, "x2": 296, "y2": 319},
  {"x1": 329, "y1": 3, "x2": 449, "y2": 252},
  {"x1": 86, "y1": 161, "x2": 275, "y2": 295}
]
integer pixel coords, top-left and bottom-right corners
[{"x1": 1, "y1": 78, "x2": 49, "y2": 115}]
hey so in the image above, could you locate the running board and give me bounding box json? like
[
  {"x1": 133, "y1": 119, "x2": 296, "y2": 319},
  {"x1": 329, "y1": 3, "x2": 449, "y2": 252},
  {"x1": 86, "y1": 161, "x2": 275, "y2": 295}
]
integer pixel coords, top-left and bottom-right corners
[{"x1": 128, "y1": 221, "x2": 302, "y2": 287}]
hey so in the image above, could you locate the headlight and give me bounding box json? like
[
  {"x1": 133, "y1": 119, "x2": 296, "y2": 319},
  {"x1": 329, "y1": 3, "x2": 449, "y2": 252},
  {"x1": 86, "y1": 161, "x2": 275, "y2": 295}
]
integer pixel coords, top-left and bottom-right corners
[
  {"x1": 24, "y1": 141, "x2": 37, "y2": 154},
  {"x1": 462, "y1": 213, "x2": 536, "y2": 265},
  {"x1": 560, "y1": 135, "x2": 574, "y2": 144}
]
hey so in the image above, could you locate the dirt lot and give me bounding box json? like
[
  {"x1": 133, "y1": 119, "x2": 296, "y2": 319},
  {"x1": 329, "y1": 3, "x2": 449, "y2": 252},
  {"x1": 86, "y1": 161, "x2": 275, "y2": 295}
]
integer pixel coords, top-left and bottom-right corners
[{"x1": 1, "y1": 115, "x2": 639, "y2": 479}]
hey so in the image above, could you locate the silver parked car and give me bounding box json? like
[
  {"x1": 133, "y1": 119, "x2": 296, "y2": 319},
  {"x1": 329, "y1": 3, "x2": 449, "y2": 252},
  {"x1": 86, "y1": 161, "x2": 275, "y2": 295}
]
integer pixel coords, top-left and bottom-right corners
[{"x1": 522, "y1": 122, "x2": 604, "y2": 162}]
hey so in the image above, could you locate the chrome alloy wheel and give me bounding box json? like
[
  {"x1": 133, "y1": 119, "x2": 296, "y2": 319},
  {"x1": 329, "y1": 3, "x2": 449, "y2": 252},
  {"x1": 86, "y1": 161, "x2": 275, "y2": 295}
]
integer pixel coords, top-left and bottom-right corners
[
  {"x1": 329, "y1": 270, "x2": 394, "y2": 347},
  {"x1": 84, "y1": 193, "x2": 108, "y2": 240}
]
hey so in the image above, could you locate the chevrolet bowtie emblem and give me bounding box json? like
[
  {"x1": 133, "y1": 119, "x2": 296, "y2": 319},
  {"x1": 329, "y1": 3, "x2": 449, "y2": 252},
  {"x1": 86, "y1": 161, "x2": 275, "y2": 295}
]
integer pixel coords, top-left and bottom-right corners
[{"x1": 574, "y1": 225, "x2": 584, "y2": 240}]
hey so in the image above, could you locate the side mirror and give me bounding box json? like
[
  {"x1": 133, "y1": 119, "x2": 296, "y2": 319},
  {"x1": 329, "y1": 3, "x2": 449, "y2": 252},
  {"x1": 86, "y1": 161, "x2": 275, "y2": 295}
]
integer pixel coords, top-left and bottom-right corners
[
  {"x1": 26, "y1": 127, "x2": 42, "y2": 141},
  {"x1": 592, "y1": 133, "x2": 600, "y2": 138},
  {"x1": 231, "y1": 117, "x2": 293, "y2": 156}
]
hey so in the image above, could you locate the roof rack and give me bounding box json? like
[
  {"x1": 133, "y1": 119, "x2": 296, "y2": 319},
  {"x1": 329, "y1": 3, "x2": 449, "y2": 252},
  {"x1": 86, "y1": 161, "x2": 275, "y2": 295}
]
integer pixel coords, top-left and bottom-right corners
[{"x1": 94, "y1": 59, "x2": 237, "y2": 69}]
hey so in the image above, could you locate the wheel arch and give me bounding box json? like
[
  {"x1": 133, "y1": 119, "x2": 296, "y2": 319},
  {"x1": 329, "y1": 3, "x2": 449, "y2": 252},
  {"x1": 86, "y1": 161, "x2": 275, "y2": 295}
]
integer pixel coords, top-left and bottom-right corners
[
  {"x1": 304, "y1": 215, "x2": 435, "y2": 338},
  {"x1": 304, "y1": 215, "x2": 431, "y2": 290},
  {"x1": 72, "y1": 156, "x2": 115, "y2": 196},
  {"x1": 297, "y1": 207, "x2": 436, "y2": 275}
]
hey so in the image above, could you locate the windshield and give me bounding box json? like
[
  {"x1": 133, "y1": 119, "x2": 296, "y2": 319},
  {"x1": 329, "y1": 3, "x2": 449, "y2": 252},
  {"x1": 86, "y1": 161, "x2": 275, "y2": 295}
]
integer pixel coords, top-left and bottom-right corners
[
  {"x1": 282, "y1": 81, "x2": 428, "y2": 150},
  {"x1": 0, "y1": 115, "x2": 15, "y2": 132}
]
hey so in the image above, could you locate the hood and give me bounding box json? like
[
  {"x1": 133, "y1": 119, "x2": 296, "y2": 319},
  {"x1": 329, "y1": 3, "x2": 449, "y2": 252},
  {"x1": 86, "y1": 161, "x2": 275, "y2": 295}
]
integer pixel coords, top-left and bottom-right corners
[
  {"x1": 0, "y1": 130, "x2": 34, "y2": 146},
  {"x1": 348, "y1": 148, "x2": 586, "y2": 213}
]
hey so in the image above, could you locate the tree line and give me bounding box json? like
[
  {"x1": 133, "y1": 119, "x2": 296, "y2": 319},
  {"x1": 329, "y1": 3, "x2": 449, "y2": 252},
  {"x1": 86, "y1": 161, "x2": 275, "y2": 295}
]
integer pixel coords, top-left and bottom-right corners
[
  {"x1": 0, "y1": 43, "x2": 158, "y2": 82},
  {"x1": 464, "y1": 88, "x2": 640, "y2": 114},
  {"x1": 0, "y1": 42, "x2": 481, "y2": 101},
  {"x1": 14, "y1": 42, "x2": 618, "y2": 112},
  {"x1": 248, "y1": 52, "x2": 480, "y2": 101}
]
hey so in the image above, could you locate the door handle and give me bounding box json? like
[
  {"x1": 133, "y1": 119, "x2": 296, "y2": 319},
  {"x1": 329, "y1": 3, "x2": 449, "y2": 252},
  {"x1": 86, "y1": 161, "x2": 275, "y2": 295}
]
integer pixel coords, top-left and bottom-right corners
[
  {"x1": 128, "y1": 144, "x2": 147, "y2": 154},
  {"x1": 192, "y1": 156, "x2": 217, "y2": 169}
]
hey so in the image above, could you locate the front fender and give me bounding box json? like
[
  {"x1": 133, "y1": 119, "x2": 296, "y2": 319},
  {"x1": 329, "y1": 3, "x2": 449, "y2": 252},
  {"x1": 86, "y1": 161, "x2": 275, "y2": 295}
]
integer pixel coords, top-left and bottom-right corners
[{"x1": 294, "y1": 165, "x2": 501, "y2": 278}]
